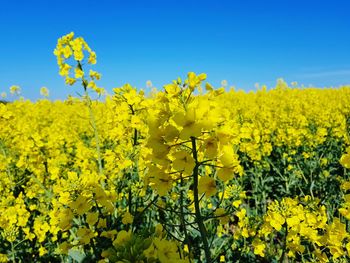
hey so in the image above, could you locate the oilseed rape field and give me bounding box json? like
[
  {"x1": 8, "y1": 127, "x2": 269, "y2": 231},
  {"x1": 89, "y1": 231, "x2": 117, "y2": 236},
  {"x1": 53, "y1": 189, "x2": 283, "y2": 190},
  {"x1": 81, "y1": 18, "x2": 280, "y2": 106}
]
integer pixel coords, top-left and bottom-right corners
[{"x1": 1, "y1": 33, "x2": 350, "y2": 263}]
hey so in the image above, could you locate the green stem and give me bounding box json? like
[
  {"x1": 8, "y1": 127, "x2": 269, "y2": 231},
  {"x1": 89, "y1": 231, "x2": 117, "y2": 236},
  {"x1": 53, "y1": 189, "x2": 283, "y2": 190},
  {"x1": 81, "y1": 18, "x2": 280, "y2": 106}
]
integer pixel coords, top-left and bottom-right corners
[
  {"x1": 180, "y1": 175, "x2": 192, "y2": 261},
  {"x1": 191, "y1": 136, "x2": 211, "y2": 262},
  {"x1": 78, "y1": 61, "x2": 103, "y2": 177},
  {"x1": 128, "y1": 186, "x2": 132, "y2": 214},
  {"x1": 83, "y1": 85, "x2": 103, "y2": 177},
  {"x1": 279, "y1": 224, "x2": 288, "y2": 263},
  {"x1": 11, "y1": 241, "x2": 15, "y2": 263},
  {"x1": 29, "y1": 174, "x2": 53, "y2": 199},
  {"x1": 87, "y1": 94, "x2": 103, "y2": 176}
]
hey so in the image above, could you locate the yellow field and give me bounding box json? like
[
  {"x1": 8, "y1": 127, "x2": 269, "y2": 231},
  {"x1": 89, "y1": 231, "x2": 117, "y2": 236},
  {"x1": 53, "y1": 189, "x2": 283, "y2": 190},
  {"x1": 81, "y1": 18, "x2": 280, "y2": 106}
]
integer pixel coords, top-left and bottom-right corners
[{"x1": 1, "y1": 33, "x2": 350, "y2": 262}]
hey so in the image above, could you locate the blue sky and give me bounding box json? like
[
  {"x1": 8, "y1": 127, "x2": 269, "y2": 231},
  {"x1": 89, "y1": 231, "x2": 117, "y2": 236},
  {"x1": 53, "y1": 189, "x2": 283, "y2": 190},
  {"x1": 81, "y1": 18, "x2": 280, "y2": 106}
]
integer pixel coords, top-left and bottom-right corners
[{"x1": 0, "y1": 0, "x2": 349, "y2": 100}]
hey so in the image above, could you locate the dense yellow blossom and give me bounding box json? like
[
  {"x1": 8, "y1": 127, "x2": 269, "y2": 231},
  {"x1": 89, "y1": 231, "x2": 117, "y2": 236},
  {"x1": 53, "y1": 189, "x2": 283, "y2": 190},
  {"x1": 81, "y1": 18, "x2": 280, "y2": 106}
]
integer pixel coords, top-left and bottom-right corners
[{"x1": 2, "y1": 32, "x2": 350, "y2": 262}]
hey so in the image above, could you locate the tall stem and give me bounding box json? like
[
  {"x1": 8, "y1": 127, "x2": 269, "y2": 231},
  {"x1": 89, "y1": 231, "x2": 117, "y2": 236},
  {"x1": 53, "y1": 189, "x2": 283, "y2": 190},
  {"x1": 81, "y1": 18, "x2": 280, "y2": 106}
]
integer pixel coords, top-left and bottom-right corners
[
  {"x1": 191, "y1": 136, "x2": 211, "y2": 262},
  {"x1": 78, "y1": 61, "x2": 103, "y2": 178},
  {"x1": 85, "y1": 90, "x2": 103, "y2": 176}
]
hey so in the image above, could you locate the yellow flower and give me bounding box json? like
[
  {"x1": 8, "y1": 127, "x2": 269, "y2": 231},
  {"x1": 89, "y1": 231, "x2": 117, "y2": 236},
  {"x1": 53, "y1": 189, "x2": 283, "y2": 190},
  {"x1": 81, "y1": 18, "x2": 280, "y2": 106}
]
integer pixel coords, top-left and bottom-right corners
[
  {"x1": 100, "y1": 230, "x2": 117, "y2": 240},
  {"x1": 198, "y1": 176, "x2": 217, "y2": 197},
  {"x1": 89, "y1": 69, "x2": 101, "y2": 80},
  {"x1": 86, "y1": 212, "x2": 99, "y2": 226},
  {"x1": 187, "y1": 72, "x2": 206, "y2": 90},
  {"x1": 203, "y1": 137, "x2": 218, "y2": 158},
  {"x1": 63, "y1": 45, "x2": 72, "y2": 58},
  {"x1": 113, "y1": 230, "x2": 132, "y2": 247},
  {"x1": 340, "y1": 153, "x2": 350, "y2": 169},
  {"x1": 97, "y1": 218, "x2": 107, "y2": 228},
  {"x1": 173, "y1": 108, "x2": 202, "y2": 140},
  {"x1": 236, "y1": 208, "x2": 246, "y2": 220},
  {"x1": 154, "y1": 172, "x2": 173, "y2": 196},
  {"x1": 122, "y1": 211, "x2": 134, "y2": 225},
  {"x1": 70, "y1": 195, "x2": 91, "y2": 215},
  {"x1": 172, "y1": 150, "x2": 195, "y2": 175},
  {"x1": 286, "y1": 216, "x2": 300, "y2": 227},
  {"x1": 232, "y1": 200, "x2": 242, "y2": 208},
  {"x1": 217, "y1": 167, "x2": 235, "y2": 181},
  {"x1": 219, "y1": 145, "x2": 239, "y2": 168},
  {"x1": 77, "y1": 227, "x2": 95, "y2": 245},
  {"x1": 58, "y1": 208, "x2": 73, "y2": 231},
  {"x1": 59, "y1": 63, "x2": 71, "y2": 77},
  {"x1": 33, "y1": 218, "x2": 50, "y2": 242},
  {"x1": 0, "y1": 253, "x2": 8, "y2": 262},
  {"x1": 155, "y1": 224, "x2": 164, "y2": 237},
  {"x1": 39, "y1": 246, "x2": 47, "y2": 256},
  {"x1": 341, "y1": 181, "x2": 350, "y2": 191},
  {"x1": 65, "y1": 77, "x2": 76, "y2": 85},
  {"x1": 268, "y1": 212, "x2": 285, "y2": 231},
  {"x1": 164, "y1": 83, "x2": 180, "y2": 95},
  {"x1": 62, "y1": 31, "x2": 74, "y2": 43},
  {"x1": 215, "y1": 208, "x2": 229, "y2": 224},
  {"x1": 75, "y1": 67, "x2": 84, "y2": 78},
  {"x1": 314, "y1": 248, "x2": 329, "y2": 263},
  {"x1": 23, "y1": 227, "x2": 35, "y2": 241},
  {"x1": 252, "y1": 238, "x2": 265, "y2": 257},
  {"x1": 153, "y1": 238, "x2": 180, "y2": 263},
  {"x1": 144, "y1": 243, "x2": 157, "y2": 259},
  {"x1": 88, "y1": 51, "x2": 97, "y2": 64}
]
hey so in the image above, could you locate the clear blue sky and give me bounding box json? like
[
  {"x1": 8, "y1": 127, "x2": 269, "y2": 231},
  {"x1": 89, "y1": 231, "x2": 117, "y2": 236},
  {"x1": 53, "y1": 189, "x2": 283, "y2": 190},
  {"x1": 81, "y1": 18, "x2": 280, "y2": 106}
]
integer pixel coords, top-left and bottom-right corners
[{"x1": 0, "y1": 0, "x2": 349, "y2": 100}]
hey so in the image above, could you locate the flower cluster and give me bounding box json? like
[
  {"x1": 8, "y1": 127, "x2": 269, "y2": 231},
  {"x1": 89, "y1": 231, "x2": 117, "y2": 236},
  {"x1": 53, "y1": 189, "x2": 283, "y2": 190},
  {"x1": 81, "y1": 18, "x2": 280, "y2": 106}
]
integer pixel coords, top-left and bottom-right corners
[{"x1": 53, "y1": 32, "x2": 104, "y2": 94}]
